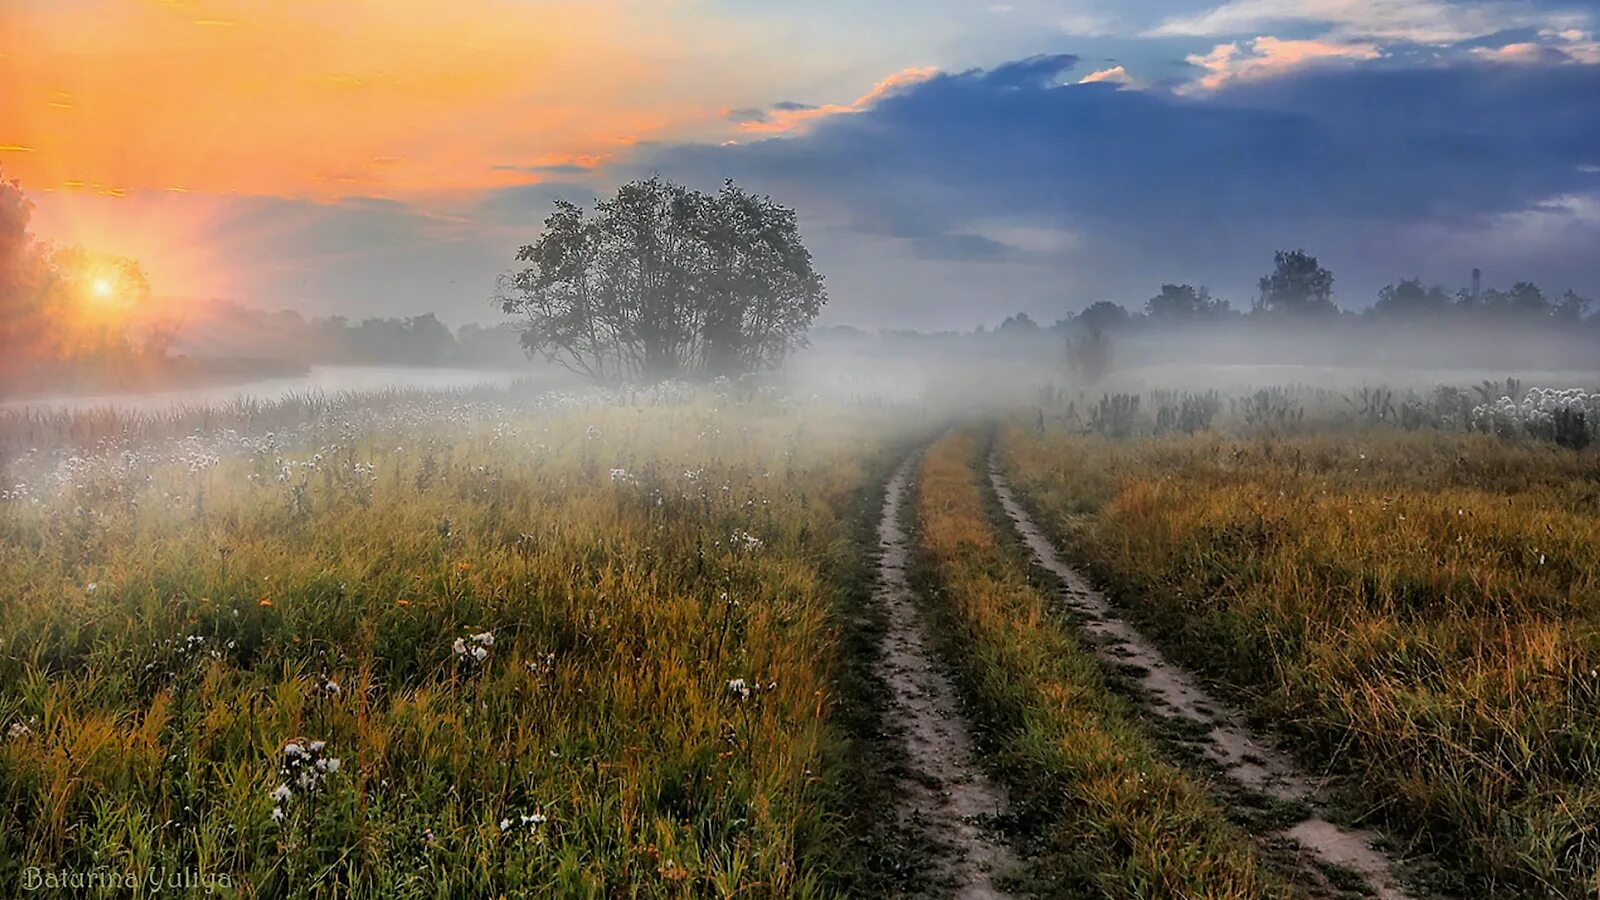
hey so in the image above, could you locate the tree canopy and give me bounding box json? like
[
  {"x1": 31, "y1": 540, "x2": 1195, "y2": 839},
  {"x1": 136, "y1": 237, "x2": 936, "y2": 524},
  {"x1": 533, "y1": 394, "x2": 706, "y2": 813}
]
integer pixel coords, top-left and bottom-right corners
[
  {"x1": 497, "y1": 177, "x2": 827, "y2": 384},
  {"x1": 1, "y1": 169, "x2": 52, "y2": 365},
  {"x1": 1256, "y1": 249, "x2": 1336, "y2": 316},
  {"x1": 1373, "y1": 278, "x2": 1451, "y2": 318},
  {"x1": 1, "y1": 168, "x2": 156, "y2": 378},
  {"x1": 1146, "y1": 283, "x2": 1229, "y2": 321}
]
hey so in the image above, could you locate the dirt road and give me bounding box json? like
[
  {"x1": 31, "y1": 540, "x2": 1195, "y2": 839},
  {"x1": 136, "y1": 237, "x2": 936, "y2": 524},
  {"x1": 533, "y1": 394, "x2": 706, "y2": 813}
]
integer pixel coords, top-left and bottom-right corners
[
  {"x1": 869, "y1": 455, "x2": 1021, "y2": 898},
  {"x1": 989, "y1": 455, "x2": 1414, "y2": 899}
]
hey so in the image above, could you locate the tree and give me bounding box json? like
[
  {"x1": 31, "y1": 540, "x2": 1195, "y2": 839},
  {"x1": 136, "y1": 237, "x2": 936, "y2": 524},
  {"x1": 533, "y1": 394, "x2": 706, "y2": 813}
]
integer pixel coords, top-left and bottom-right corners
[
  {"x1": 455, "y1": 322, "x2": 528, "y2": 366},
  {"x1": 1078, "y1": 300, "x2": 1129, "y2": 335},
  {"x1": 997, "y1": 312, "x2": 1041, "y2": 333},
  {"x1": 1146, "y1": 283, "x2": 1228, "y2": 321},
  {"x1": 1373, "y1": 278, "x2": 1450, "y2": 318},
  {"x1": 1484, "y1": 281, "x2": 1550, "y2": 318},
  {"x1": 38, "y1": 245, "x2": 150, "y2": 362},
  {"x1": 1555, "y1": 289, "x2": 1593, "y2": 322},
  {"x1": 497, "y1": 177, "x2": 826, "y2": 384},
  {"x1": 1065, "y1": 301, "x2": 1126, "y2": 385},
  {"x1": 1255, "y1": 249, "x2": 1335, "y2": 315},
  {"x1": 0, "y1": 168, "x2": 52, "y2": 369},
  {"x1": 1, "y1": 170, "x2": 164, "y2": 377},
  {"x1": 401, "y1": 313, "x2": 457, "y2": 364}
]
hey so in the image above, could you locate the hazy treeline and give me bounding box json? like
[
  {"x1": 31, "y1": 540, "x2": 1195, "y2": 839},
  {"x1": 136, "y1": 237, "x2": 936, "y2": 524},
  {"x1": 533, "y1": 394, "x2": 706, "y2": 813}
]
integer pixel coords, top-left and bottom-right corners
[
  {"x1": 1015, "y1": 249, "x2": 1593, "y2": 333},
  {"x1": 170, "y1": 300, "x2": 531, "y2": 369},
  {"x1": 815, "y1": 250, "x2": 1600, "y2": 372},
  {"x1": 2, "y1": 169, "x2": 533, "y2": 398}
]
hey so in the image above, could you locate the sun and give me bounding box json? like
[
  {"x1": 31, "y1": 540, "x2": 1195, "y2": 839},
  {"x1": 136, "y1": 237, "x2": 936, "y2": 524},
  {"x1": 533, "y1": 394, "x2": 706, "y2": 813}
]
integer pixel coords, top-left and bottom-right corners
[{"x1": 49, "y1": 248, "x2": 151, "y2": 328}]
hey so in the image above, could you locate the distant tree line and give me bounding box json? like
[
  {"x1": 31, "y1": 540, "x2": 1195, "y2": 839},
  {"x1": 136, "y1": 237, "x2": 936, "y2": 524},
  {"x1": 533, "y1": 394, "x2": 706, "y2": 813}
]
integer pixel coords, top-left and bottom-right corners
[
  {"x1": 2, "y1": 168, "x2": 534, "y2": 396},
  {"x1": 171, "y1": 301, "x2": 531, "y2": 369},
  {"x1": 980, "y1": 249, "x2": 1597, "y2": 336},
  {"x1": 303, "y1": 313, "x2": 526, "y2": 366}
]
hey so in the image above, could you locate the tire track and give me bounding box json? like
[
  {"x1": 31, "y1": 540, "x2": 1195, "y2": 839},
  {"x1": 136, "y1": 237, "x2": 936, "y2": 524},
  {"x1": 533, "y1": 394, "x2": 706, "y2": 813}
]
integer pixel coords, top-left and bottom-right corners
[
  {"x1": 988, "y1": 455, "x2": 1414, "y2": 899},
  {"x1": 871, "y1": 454, "x2": 1021, "y2": 898}
]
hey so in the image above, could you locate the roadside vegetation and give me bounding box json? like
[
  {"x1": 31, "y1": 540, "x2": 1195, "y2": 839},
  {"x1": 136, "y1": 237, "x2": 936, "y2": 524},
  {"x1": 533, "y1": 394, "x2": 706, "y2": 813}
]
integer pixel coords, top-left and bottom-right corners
[
  {"x1": 0, "y1": 388, "x2": 917, "y2": 897},
  {"x1": 998, "y1": 416, "x2": 1600, "y2": 897},
  {"x1": 7, "y1": 367, "x2": 1597, "y2": 897},
  {"x1": 912, "y1": 429, "x2": 1290, "y2": 898}
]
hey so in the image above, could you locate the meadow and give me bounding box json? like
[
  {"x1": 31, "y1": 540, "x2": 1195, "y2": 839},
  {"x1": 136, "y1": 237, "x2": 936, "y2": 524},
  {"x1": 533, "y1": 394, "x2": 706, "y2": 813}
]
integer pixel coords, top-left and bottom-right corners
[
  {"x1": 912, "y1": 430, "x2": 1289, "y2": 897},
  {"x1": 998, "y1": 393, "x2": 1600, "y2": 897},
  {"x1": 3, "y1": 371, "x2": 1598, "y2": 898},
  {"x1": 0, "y1": 385, "x2": 922, "y2": 897}
]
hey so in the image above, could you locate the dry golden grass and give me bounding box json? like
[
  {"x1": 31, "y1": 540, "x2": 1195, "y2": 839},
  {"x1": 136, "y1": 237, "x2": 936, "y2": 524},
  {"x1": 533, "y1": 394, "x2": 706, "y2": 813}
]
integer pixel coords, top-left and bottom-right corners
[
  {"x1": 0, "y1": 399, "x2": 911, "y2": 897},
  {"x1": 915, "y1": 430, "x2": 1289, "y2": 898},
  {"x1": 1000, "y1": 423, "x2": 1600, "y2": 897}
]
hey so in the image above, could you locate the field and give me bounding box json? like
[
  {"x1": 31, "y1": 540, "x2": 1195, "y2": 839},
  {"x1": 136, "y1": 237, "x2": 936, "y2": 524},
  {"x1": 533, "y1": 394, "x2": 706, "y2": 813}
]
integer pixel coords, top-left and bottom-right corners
[
  {"x1": 2, "y1": 374, "x2": 1598, "y2": 897},
  {"x1": 999, "y1": 410, "x2": 1600, "y2": 897},
  {"x1": 911, "y1": 430, "x2": 1287, "y2": 897},
  {"x1": 0, "y1": 388, "x2": 924, "y2": 897}
]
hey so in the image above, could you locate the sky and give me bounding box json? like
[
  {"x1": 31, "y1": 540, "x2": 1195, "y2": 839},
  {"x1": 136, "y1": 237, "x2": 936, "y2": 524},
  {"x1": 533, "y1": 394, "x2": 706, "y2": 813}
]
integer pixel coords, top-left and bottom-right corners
[{"x1": 2, "y1": 0, "x2": 1598, "y2": 330}]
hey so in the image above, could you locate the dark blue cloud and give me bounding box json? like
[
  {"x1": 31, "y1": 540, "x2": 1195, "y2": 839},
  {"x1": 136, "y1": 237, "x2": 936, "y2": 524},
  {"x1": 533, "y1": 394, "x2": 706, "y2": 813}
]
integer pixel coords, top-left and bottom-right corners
[
  {"x1": 906, "y1": 231, "x2": 1018, "y2": 262},
  {"x1": 979, "y1": 53, "x2": 1080, "y2": 88},
  {"x1": 668, "y1": 54, "x2": 1598, "y2": 223},
  {"x1": 474, "y1": 180, "x2": 600, "y2": 227},
  {"x1": 619, "y1": 51, "x2": 1599, "y2": 322}
]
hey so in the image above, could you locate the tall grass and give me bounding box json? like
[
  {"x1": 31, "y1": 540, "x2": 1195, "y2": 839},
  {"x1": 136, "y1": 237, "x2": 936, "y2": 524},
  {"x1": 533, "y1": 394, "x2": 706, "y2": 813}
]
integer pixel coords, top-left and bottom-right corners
[
  {"x1": 913, "y1": 430, "x2": 1288, "y2": 898},
  {"x1": 0, "y1": 397, "x2": 911, "y2": 897},
  {"x1": 999, "y1": 423, "x2": 1600, "y2": 897}
]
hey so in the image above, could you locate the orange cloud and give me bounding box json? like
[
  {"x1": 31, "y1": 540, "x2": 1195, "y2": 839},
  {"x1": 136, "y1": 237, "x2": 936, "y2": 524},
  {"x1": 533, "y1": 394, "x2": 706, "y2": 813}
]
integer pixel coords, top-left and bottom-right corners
[
  {"x1": 0, "y1": 0, "x2": 758, "y2": 201},
  {"x1": 1473, "y1": 29, "x2": 1600, "y2": 65},
  {"x1": 1471, "y1": 42, "x2": 1547, "y2": 63},
  {"x1": 736, "y1": 67, "x2": 940, "y2": 136},
  {"x1": 1182, "y1": 36, "x2": 1381, "y2": 92},
  {"x1": 1078, "y1": 65, "x2": 1144, "y2": 89}
]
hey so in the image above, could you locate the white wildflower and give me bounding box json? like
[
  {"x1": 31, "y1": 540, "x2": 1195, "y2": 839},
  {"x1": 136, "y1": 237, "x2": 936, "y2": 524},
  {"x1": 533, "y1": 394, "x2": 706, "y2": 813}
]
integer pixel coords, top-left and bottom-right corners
[
  {"x1": 273, "y1": 736, "x2": 341, "y2": 821},
  {"x1": 500, "y1": 810, "x2": 548, "y2": 835},
  {"x1": 455, "y1": 631, "x2": 494, "y2": 667}
]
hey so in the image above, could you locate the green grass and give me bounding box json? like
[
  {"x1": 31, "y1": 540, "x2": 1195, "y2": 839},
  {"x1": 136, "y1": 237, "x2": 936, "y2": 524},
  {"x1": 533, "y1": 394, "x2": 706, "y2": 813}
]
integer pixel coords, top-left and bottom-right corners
[
  {"x1": 9, "y1": 375, "x2": 1595, "y2": 897},
  {"x1": 0, "y1": 399, "x2": 914, "y2": 897},
  {"x1": 998, "y1": 422, "x2": 1600, "y2": 897}
]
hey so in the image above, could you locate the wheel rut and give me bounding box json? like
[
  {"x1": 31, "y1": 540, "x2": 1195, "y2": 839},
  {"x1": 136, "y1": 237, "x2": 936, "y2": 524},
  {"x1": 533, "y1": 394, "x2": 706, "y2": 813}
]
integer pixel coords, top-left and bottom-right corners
[
  {"x1": 988, "y1": 454, "x2": 1415, "y2": 899},
  {"x1": 871, "y1": 454, "x2": 1021, "y2": 899}
]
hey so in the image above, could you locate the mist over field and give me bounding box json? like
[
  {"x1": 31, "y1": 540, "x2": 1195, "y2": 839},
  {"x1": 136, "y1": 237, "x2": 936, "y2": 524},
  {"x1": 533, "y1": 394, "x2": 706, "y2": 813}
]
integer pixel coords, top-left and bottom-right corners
[{"x1": 3, "y1": 1, "x2": 1600, "y2": 897}]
